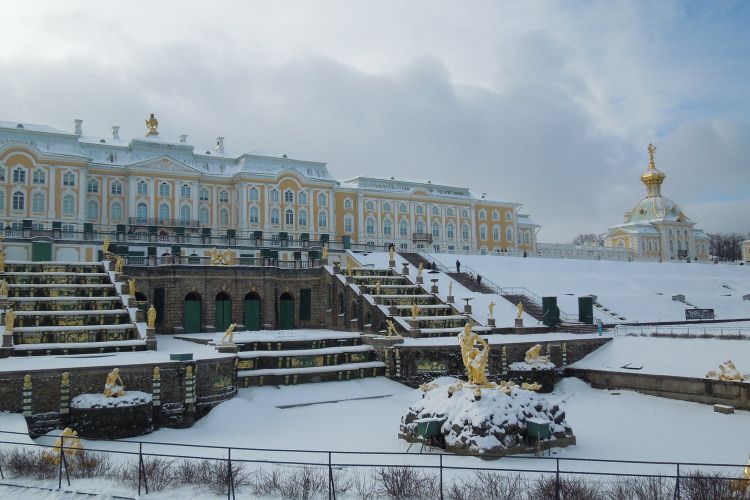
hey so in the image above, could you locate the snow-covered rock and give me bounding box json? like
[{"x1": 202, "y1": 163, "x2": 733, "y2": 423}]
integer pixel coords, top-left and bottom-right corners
[
  {"x1": 400, "y1": 377, "x2": 572, "y2": 454},
  {"x1": 70, "y1": 391, "x2": 152, "y2": 409},
  {"x1": 509, "y1": 360, "x2": 557, "y2": 371}
]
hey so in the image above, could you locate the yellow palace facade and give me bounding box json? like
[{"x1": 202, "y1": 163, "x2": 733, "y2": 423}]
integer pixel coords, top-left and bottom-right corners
[{"x1": 0, "y1": 116, "x2": 537, "y2": 257}]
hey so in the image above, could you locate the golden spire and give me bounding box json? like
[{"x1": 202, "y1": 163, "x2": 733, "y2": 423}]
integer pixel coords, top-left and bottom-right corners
[
  {"x1": 640, "y1": 142, "x2": 665, "y2": 196},
  {"x1": 145, "y1": 113, "x2": 159, "y2": 137}
]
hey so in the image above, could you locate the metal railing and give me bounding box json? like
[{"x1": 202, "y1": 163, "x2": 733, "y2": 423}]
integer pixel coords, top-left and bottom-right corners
[
  {"x1": 615, "y1": 324, "x2": 750, "y2": 338},
  {"x1": 0, "y1": 429, "x2": 746, "y2": 499},
  {"x1": 125, "y1": 255, "x2": 321, "y2": 269}
]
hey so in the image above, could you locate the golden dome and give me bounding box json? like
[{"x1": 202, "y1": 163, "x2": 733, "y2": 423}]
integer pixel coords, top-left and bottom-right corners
[{"x1": 640, "y1": 143, "x2": 665, "y2": 196}]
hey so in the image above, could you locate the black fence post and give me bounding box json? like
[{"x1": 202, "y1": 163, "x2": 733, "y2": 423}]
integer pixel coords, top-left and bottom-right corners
[
  {"x1": 226, "y1": 447, "x2": 234, "y2": 500},
  {"x1": 555, "y1": 458, "x2": 560, "y2": 500},
  {"x1": 439, "y1": 454, "x2": 444, "y2": 500},
  {"x1": 57, "y1": 437, "x2": 64, "y2": 490},
  {"x1": 674, "y1": 463, "x2": 680, "y2": 500},
  {"x1": 138, "y1": 442, "x2": 149, "y2": 495},
  {"x1": 328, "y1": 451, "x2": 336, "y2": 500}
]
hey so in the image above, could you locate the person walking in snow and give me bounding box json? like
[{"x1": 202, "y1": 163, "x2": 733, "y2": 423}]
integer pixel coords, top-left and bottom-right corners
[{"x1": 456, "y1": 259, "x2": 461, "y2": 273}]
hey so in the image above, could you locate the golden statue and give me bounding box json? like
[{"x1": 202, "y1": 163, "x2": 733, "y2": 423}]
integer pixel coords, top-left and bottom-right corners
[
  {"x1": 147, "y1": 304, "x2": 157, "y2": 329},
  {"x1": 389, "y1": 246, "x2": 395, "y2": 262},
  {"x1": 411, "y1": 303, "x2": 419, "y2": 320},
  {"x1": 386, "y1": 319, "x2": 398, "y2": 336},
  {"x1": 375, "y1": 281, "x2": 381, "y2": 295},
  {"x1": 516, "y1": 302, "x2": 523, "y2": 320},
  {"x1": 647, "y1": 143, "x2": 657, "y2": 169},
  {"x1": 730, "y1": 455, "x2": 750, "y2": 493},
  {"x1": 42, "y1": 428, "x2": 84, "y2": 463},
  {"x1": 209, "y1": 248, "x2": 222, "y2": 265},
  {"x1": 488, "y1": 301, "x2": 495, "y2": 319},
  {"x1": 497, "y1": 380, "x2": 517, "y2": 395},
  {"x1": 145, "y1": 113, "x2": 159, "y2": 136},
  {"x1": 458, "y1": 323, "x2": 490, "y2": 386},
  {"x1": 114, "y1": 255, "x2": 124, "y2": 273},
  {"x1": 153, "y1": 366, "x2": 161, "y2": 380},
  {"x1": 706, "y1": 360, "x2": 745, "y2": 382},
  {"x1": 103, "y1": 237, "x2": 110, "y2": 256},
  {"x1": 103, "y1": 368, "x2": 125, "y2": 397},
  {"x1": 525, "y1": 344, "x2": 550, "y2": 364},
  {"x1": 522, "y1": 381, "x2": 542, "y2": 392},
  {"x1": 417, "y1": 263, "x2": 423, "y2": 278},
  {"x1": 0, "y1": 279, "x2": 8, "y2": 297},
  {"x1": 61, "y1": 372, "x2": 70, "y2": 385},
  {"x1": 221, "y1": 248, "x2": 232, "y2": 265},
  {"x1": 221, "y1": 323, "x2": 236, "y2": 344},
  {"x1": 23, "y1": 374, "x2": 31, "y2": 390},
  {"x1": 186, "y1": 365, "x2": 193, "y2": 377},
  {"x1": 322, "y1": 245, "x2": 328, "y2": 259},
  {"x1": 5, "y1": 308, "x2": 15, "y2": 335},
  {"x1": 128, "y1": 279, "x2": 136, "y2": 298}
]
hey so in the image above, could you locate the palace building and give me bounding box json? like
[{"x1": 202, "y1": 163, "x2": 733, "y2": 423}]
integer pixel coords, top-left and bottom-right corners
[
  {"x1": 603, "y1": 144, "x2": 709, "y2": 261},
  {"x1": 0, "y1": 116, "x2": 537, "y2": 260}
]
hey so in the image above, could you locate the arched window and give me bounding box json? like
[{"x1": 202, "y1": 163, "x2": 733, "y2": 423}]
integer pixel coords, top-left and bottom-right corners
[
  {"x1": 199, "y1": 206, "x2": 210, "y2": 225},
  {"x1": 431, "y1": 206, "x2": 439, "y2": 216},
  {"x1": 524, "y1": 232, "x2": 530, "y2": 245},
  {"x1": 32, "y1": 193, "x2": 45, "y2": 213},
  {"x1": 344, "y1": 215, "x2": 353, "y2": 233},
  {"x1": 111, "y1": 180, "x2": 122, "y2": 195},
  {"x1": 416, "y1": 221, "x2": 425, "y2": 234},
  {"x1": 0, "y1": 191, "x2": 4, "y2": 212},
  {"x1": 200, "y1": 188, "x2": 209, "y2": 201},
  {"x1": 219, "y1": 208, "x2": 229, "y2": 226},
  {"x1": 284, "y1": 190, "x2": 294, "y2": 203},
  {"x1": 219, "y1": 190, "x2": 229, "y2": 203},
  {"x1": 400, "y1": 203, "x2": 407, "y2": 214},
  {"x1": 158, "y1": 203, "x2": 170, "y2": 221},
  {"x1": 366, "y1": 217, "x2": 376, "y2": 235},
  {"x1": 270, "y1": 189, "x2": 279, "y2": 202},
  {"x1": 180, "y1": 184, "x2": 191, "y2": 198},
  {"x1": 318, "y1": 192, "x2": 327, "y2": 206},
  {"x1": 462, "y1": 224, "x2": 470, "y2": 240},
  {"x1": 136, "y1": 202, "x2": 148, "y2": 221},
  {"x1": 383, "y1": 202, "x2": 391, "y2": 212},
  {"x1": 479, "y1": 224, "x2": 487, "y2": 240},
  {"x1": 432, "y1": 221, "x2": 440, "y2": 238},
  {"x1": 249, "y1": 187, "x2": 259, "y2": 201},
  {"x1": 32, "y1": 170, "x2": 45, "y2": 184},
  {"x1": 446, "y1": 208, "x2": 454, "y2": 216},
  {"x1": 63, "y1": 172, "x2": 75, "y2": 186},
  {"x1": 416, "y1": 205, "x2": 424, "y2": 215},
  {"x1": 506, "y1": 227, "x2": 513, "y2": 241},
  {"x1": 383, "y1": 219, "x2": 392, "y2": 236},
  {"x1": 111, "y1": 202, "x2": 122, "y2": 222},
  {"x1": 285, "y1": 209, "x2": 294, "y2": 225},
  {"x1": 399, "y1": 220, "x2": 408, "y2": 237},
  {"x1": 447, "y1": 223, "x2": 455, "y2": 239},
  {"x1": 159, "y1": 182, "x2": 170, "y2": 197},
  {"x1": 492, "y1": 210, "x2": 499, "y2": 221},
  {"x1": 249, "y1": 206, "x2": 259, "y2": 224},
  {"x1": 12, "y1": 191, "x2": 24, "y2": 211},
  {"x1": 86, "y1": 200, "x2": 99, "y2": 221},
  {"x1": 505, "y1": 211, "x2": 512, "y2": 221},
  {"x1": 62, "y1": 195, "x2": 75, "y2": 216},
  {"x1": 461, "y1": 209, "x2": 468, "y2": 218},
  {"x1": 137, "y1": 180, "x2": 148, "y2": 195},
  {"x1": 13, "y1": 167, "x2": 26, "y2": 184},
  {"x1": 318, "y1": 210, "x2": 327, "y2": 227},
  {"x1": 298, "y1": 191, "x2": 307, "y2": 204},
  {"x1": 180, "y1": 205, "x2": 191, "y2": 224},
  {"x1": 344, "y1": 198, "x2": 353, "y2": 209},
  {"x1": 479, "y1": 209, "x2": 486, "y2": 220},
  {"x1": 87, "y1": 178, "x2": 99, "y2": 193},
  {"x1": 366, "y1": 200, "x2": 375, "y2": 211},
  {"x1": 270, "y1": 208, "x2": 280, "y2": 224},
  {"x1": 493, "y1": 225, "x2": 500, "y2": 241},
  {"x1": 298, "y1": 210, "x2": 307, "y2": 226}
]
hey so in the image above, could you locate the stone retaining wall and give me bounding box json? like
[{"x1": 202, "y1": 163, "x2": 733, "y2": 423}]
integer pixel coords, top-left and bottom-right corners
[{"x1": 566, "y1": 368, "x2": 750, "y2": 410}]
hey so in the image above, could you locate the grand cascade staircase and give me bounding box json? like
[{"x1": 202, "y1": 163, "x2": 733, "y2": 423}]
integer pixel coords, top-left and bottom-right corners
[{"x1": 2, "y1": 261, "x2": 143, "y2": 356}]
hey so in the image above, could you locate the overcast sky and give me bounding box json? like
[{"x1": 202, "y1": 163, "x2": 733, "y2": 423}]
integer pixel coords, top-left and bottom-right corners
[{"x1": 1, "y1": 1, "x2": 748, "y2": 241}]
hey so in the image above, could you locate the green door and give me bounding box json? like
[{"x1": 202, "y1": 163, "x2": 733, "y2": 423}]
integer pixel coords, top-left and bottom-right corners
[
  {"x1": 215, "y1": 294, "x2": 232, "y2": 332},
  {"x1": 31, "y1": 241, "x2": 52, "y2": 261},
  {"x1": 279, "y1": 293, "x2": 294, "y2": 329},
  {"x1": 184, "y1": 294, "x2": 202, "y2": 333},
  {"x1": 244, "y1": 297, "x2": 261, "y2": 331}
]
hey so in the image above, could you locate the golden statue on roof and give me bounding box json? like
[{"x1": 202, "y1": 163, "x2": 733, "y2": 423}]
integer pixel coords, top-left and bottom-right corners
[
  {"x1": 145, "y1": 113, "x2": 159, "y2": 136},
  {"x1": 647, "y1": 143, "x2": 656, "y2": 169}
]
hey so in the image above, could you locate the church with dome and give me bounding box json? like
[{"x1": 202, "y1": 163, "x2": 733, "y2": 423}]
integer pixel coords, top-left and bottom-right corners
[{"x1": 603, "y1": 144, "x2": 710, "y2": 261}]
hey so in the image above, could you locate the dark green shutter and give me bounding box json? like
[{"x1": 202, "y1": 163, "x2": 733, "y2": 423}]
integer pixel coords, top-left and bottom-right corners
[{"x1": 300, "y1": 288, "x2": 312, "y2": 320}]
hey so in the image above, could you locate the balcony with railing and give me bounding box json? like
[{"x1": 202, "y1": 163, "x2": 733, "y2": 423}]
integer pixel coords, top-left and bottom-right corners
[
  {"x1": 128, "y1": 217, "x2": 201, "y2": 228},
  {"x1": 412, "y1": 232, "x2": 432, "y2": 243}
]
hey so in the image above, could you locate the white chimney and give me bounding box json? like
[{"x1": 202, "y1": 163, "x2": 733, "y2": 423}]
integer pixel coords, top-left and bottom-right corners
[
  {"x1": 179, "y1": 134, "x2": 188, "y2": 143},
  {"x1": 215, "y1": 136, "x2": 225, "y2": 154},
  {"x1": 111, "y1": 126, "x2": 120, "y2": 140},
  {"x1": 74, "y1": 119, "x2": 83, "y2": 136}
]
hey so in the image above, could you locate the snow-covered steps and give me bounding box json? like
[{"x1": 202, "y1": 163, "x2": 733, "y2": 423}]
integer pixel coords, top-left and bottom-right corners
[
  {"x1": 237, "y1": 361, "x2": 386, "y2": 387},
  {"x1": 4, "y1": 261, "x2": 105, "y2": 274}
]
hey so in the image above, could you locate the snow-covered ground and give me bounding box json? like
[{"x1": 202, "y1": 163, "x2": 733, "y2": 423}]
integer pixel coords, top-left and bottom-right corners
[{"x1": 423, "y1": 252, "x2": 750, "y2": 322}]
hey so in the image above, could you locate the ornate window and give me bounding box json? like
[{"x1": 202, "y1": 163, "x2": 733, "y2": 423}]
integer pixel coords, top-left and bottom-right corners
[
  {"x1": 158, "y1": 203, "x2": 170, "y2": 221},
  {"x1": 366, "y1": 217, "x2": 376, "y2": 235},
  {"x1": 524, "y1": 232, "x2": 530, "y2": 245},
  {"x1": 383, "y1": 219, "x2": 392, "y2": 236},
  {"x1": 0, "y1": 191, "x2": 4, "y2": 212},
  {"x1": 86, "y1": 200, "x2": 99, "y2": 221},
  {"x1": 462, "y1": 224, "x2": 470, "y2": 240},
  {"x1": 32, "y1": 193, "x2": 45, "y2": 213},
  {"x1": 270, "y1": 189, "x2": 279, "y2": 202},
  {"x1": 318, "y1": 192, "x2": 327, "y2": 206},
  {"x1": 344, "y1": 198, "x2": 353, "y2": 209},
  {"x1": 447, "y1": 208, "x2": 454, "y2": 216},
  {"x1": 284, "y1": 190, "x2": 294, "y2": 204},
  {"x1": 432, "y1": 221, "x2": 440, "y2": 238},
  {"x1": 506, "y1": 227, "x2": 513, "y2": 241},
  {"x1": 461, "y1": 209, "x2": 468, "y2": 218},
  {"x1": 416, "y1": 221, "x2": 425, "y2": 234},
  {"x1": 12, "y1": 191, "x2": 24, "y2": 211},
  {"x1": 63, "y1": 172, "x2": 76, "y2": 187},
  {"x1": 199, "y1": 206, "x2": 210, "y2": 225},
  {"x1": 505, "y1": 211, "x2": 512, "y2": 221},
  {"x1": 137, "y1": 180, "x2": 148, "y2": 195},
  {"x1": 493, "y1": 225, "x2": 500, "y2": 241},
  {"x1": 136, "y1": 202, "x2": 148, "y2": 221},
  {"x1": 447, "y1": 223, "x2": 455, "y2": 239},
  {"x1": 416, "y1": 205, "x2": 424, "y2": 215},
  {"x1": 159, "y1": 182, "x2": 170, "y2": 197},
  {"x1": 344, "y1": 215, "x2": 353, "y2": 233},
  {"x1": 110, "y1": 202, "x2": 122, "y2": 222},
  {"x1": 479, "y1": 224, "x2": 487, "y2": 240},
  {"x1": 400, "y1": 203, "x2": 407, "y2": 214},
  {"x1": 270, "y1": 208, "x2": 280, "y2": 225},
  {"x1": 298, "y1": 191, "x2": 307, "y2": 204},
  {"x1": 12, "y1": 167, "x2": 25, "y2": 184},
  {"x1": 219, "y1": 208, "x2": 229, "y2": 226},
  {"x1": 200, "y1": 188, "x2": 210, "y2": 201},
  {"x1": 87, "y1": 178, "x2": 99, "y2": 193},
  {"x1": 399, "y1": 220, "x2": 408, "y2": 237},
  {"x1": 366, "y1": 200, "x2": 375, "y2": 211},
  {"x1": 219, "y1": 190, "x2": 229, "y2": 203},
  {"x1": 180, "y1": 184, "x2": 191, "y2": 198},
  {"x1": 298, "y1": 210, "x2": 307, "y2": 226},
  {"x1": 180, "y1": 205, "x2": 191, "y2": 224},
  {"x1": 318, "y1": 210, "x2": 327, "y2": 227},
  {"x1": 63, "y1": 195, "x2": 76, "y2": 216},
  {"x1": 249, "y1": 206, "x2": 259, "y2": 224},
  {"x1": 492, "y1": 210, "x2": 499, "y2": 221},
  {"x1": 383, "y1": 202, "x2": 392, "y2": 212},
  {"x1": 32, "y1": 170, "x2": 45, "y2": 184},
  {"x1": 249, "y1": 187, "x2": 259, "y2": 201},
  {"x1": 111, "y1": 181, "x2": 123, "y2": 195},
  {"x1": 285, "y1": 209, "x2": 294, "y2": 225},
  {"x1": 431, "y1": 206, "x2": 439, "y2": 216},
  {"x1": 479, "y1": 209, "x2": 486, "y2": 220}
]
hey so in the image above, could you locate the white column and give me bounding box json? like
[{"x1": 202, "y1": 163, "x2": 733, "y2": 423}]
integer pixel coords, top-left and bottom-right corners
[
  {"x1": 47, "y1": 168, "x2": 56, "y2": 219},
  {"x1": 102, "y1": 176, "x2": 109, "y2": 225},
  {"x1": 469, "y1": 205, "x2": 477, "y2": 252},
  {"x1": 212, "y1": 186, "x2": 218, "y2": 228},
  {"x1": 357, "y1": 196, "x2": 365, "y2": 243},
  {"x1": 150, "y1": 178, "x2": 157, "y2": 219},
  {"x1": 192, "y1": 181, "x2": 199, "y2": 225},
  {"x1": 77, "y1": 168, "x2": 87, "y2": 225},
  {"x1": 128, "y1": 176, "x2": 136, "y2": 217},
  {"x1": 239, "y1": 183, "x2": 247, "y2": 230}
]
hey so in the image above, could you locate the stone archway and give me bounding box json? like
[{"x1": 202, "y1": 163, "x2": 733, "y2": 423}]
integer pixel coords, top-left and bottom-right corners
[{"x1": 215, "y1": 291, "x2": 232, "y2": 332}]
